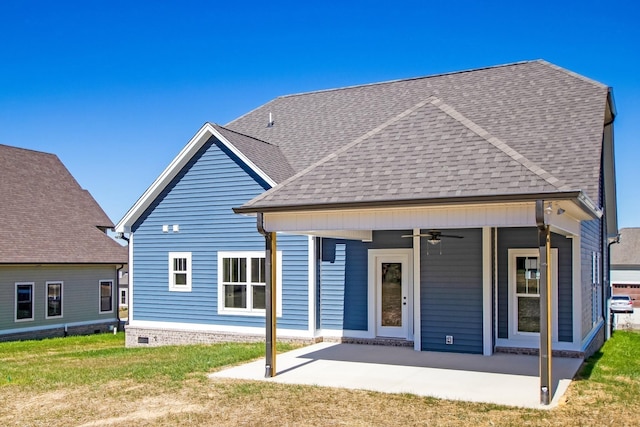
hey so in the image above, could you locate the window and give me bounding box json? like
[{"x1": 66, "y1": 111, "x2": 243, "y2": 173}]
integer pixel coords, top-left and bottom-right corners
[
  {"x1": 120, "y1": 289, "x2": 128, "y2": 306},
  {"x1": 592, "y1": 252, "x2": 602, "y2": 326},
  {"x1": 169, "y1": 252, "x2": 192, "y2": 291},
  {"x1": 508, "y1": 249, "x2": 558, "y2": 339},
  {"x1": 46, "y1": 282, "x2": 63, "y2": 318},
  {"x1": 515, "y1": 256, "x2": 540, "y2": 333},
  {"x1": 218, "y1": 251, "x2": 282, "y2": 316},
  {"x1": 100, "y1": 280, "x2": 113, "y2": 313},
  {"x1": 16, "y1": 283, "x2": 34, "y2": 321}
]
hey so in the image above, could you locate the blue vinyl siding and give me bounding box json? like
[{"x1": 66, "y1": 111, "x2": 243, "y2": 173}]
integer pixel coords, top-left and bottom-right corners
[
  {"x1": 131, "y1": 137, "x2": 309, "y2": 330},
  {"x1": 496, "y1": 227, "x2": 573, "y2": 342},
  {"x1": 421, "y1": 228, "x2": 483, "y2": 354},
  {"x1": 319, "y1": 231, "x2": 411, "y2": 331}
]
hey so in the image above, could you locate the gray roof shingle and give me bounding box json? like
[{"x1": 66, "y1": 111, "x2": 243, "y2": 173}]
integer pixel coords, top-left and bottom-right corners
[
  {"x1": 0, "y1": 144, "x2": 128, "y2": 264},
  {"x1": 226, "y1": 60, "x2": 609, "y2": 211},
  {"x1": 611, "y1": 228, "x2": 640, "y2": 266}
]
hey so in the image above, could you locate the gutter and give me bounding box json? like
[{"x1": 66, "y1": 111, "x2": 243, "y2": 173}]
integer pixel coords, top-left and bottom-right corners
[{"x1": 234, "y1": 190, "x2": 601, "y2": 218}]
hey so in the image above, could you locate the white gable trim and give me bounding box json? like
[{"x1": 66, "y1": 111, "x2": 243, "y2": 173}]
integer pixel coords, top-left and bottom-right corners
[{"x1": 115, "y1": 123, "x2": 276, "y2": 233}]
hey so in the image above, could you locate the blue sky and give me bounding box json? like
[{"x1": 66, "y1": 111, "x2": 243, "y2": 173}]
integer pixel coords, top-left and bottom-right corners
[{"x1": 1, "y1": 1, "x2": 639, "y2": 228}]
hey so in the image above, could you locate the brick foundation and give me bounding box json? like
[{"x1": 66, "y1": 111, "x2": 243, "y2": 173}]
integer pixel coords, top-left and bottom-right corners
[{"x1": 125, "y1": 325, "x2": 320, "y2": 348}]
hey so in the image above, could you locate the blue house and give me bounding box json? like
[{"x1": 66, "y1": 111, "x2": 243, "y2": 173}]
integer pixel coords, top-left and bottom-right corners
[{"x1": 116, "y1": 60, "x2": 617, "y2": 360}]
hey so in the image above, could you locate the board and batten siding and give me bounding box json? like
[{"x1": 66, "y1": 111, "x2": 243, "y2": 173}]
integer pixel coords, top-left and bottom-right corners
[
  {"x1": 421, "y1": 228, "x2": 483, "y2": 354},
  {"x1": 131, "y1": 137, "x2": 309, "y2": 330},
  {"x1": 496, "y1": 227, "x2": 573, "y2": 342},
  {"x1": 0, "y1": 265, "x2": 118, "y2": 333},
  {"x1": 318, "y1": 231, "x2": 412, "y2": 332}
]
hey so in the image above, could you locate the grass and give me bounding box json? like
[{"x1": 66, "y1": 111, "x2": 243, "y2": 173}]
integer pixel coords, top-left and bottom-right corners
[{"x1": 1, "y1": 331, "x2": 639, "y2": 426}]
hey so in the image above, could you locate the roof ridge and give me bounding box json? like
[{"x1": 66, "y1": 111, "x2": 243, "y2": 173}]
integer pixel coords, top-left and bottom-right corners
[
  {"x1": 244, "y1": 97, "x2": 438, "y2": 207},
  {"x1": 267, "y1": 60, "x2": 538, "y2": 100},
  {"x1": 213, "y1": 123, "x2": 279, "y2": 147},
  {"x1": 429, "y1": 98, "x2": 572, "y2": 191},
  {"x1": 535, "y1": 60, "x2": 609, "y2": 89},
  {"x1": 225, "y1": 61, "x2": 539, "y2": 128},
  {"x1": 0, "y1": 143, "x2": 58, "y2": 158}
]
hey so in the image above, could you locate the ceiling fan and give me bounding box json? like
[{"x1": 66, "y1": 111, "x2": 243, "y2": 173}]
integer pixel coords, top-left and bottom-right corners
[{"x1": 401, "y1": 230, "x2": 464, "y2": 245}]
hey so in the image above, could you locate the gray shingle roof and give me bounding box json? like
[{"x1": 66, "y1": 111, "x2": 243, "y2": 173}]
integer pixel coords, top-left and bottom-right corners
[
  {"x1": 242, "y1": 97, "x2": 575, "y2": 209},
  {"x1": 226, "y1": 60, "x2": 609, "y2": 211},
  {"x1": 0, "y1": 144, "x2": 128, "y2": 264},
  {"x1": 611, "y1": 228, "x2": 640, "y2": 266},
  {"x1": 212, "y1": 124, "x2": 295, "y2": 184}
]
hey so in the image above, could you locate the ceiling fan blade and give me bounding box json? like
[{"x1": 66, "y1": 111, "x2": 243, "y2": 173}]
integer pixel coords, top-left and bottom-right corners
[
  {"x1": 400, "y1": 234, "x2": 435, "y2": 238},
  {"x1": 440, "y1": 234, "x2": 464, "y2": 239}
]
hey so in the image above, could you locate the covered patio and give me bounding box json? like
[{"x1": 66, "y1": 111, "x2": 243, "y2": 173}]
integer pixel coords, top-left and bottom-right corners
[{"x1": 211, "y1": 342, "x2": 583, "y2": 409}]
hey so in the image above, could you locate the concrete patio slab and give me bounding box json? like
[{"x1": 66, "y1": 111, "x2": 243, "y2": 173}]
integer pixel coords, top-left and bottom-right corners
[{"x1": 210, "y1": 342, "x2": 584, "y2": 409}]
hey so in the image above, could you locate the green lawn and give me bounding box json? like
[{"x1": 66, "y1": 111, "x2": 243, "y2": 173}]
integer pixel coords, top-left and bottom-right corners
[{"x1": 1, "y1": 331, "x2": 639, "y2": 426}]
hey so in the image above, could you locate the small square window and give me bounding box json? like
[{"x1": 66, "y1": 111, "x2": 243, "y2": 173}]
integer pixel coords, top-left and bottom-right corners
[{"x1": 169, "y1": 252, "x2": 192, "y2": 291}]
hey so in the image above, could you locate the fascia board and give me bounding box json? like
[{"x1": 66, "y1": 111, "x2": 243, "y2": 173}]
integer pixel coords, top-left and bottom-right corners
[{"x1": 115, "y1": 123, "x2": 275, "y2": 233}]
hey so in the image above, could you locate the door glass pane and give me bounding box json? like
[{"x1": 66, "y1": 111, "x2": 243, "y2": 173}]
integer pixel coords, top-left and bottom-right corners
[
  {"x1": 381, "y1": 262, "x2": 402, "y2": 327},
  {"x1": 518, "y1": 296, "x2": 540, "y2": 332}
]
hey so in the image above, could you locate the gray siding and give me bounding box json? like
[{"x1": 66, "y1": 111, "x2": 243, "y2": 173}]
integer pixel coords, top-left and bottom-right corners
[
  {"x1": 421, "y1": 228, "x2": 483, "y2": 354},
  {"x1": 581, "y1": 219, "x2": 602, "y2": 340},
  {"x1": 131, "y1": 137, "x2": 309, "y2": 330},
  {"x1": 319, "y1": 231, "x2": 411, "y2": 331},
  {"x1": 496, "y1": 227, "x2": 573, "y2": 342},
  {"x1": 0, "y1": 264, "x2": 118, "y2": 334}
]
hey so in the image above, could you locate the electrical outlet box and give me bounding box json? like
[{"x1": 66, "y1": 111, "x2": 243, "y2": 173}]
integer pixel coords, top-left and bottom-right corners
[{"x1": 445, "y1": 335, "x2": 454, "y2": 345}]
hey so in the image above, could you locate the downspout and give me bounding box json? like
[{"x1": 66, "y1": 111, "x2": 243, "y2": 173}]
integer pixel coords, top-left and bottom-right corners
[
  {"x1": 606, "y1": 234, "x2": 620, "y2": 339},
  {"x1": 115, "y1": 264, "x2": 125, "y2": 332},
  {"x1": 257, "y1": 213, "x2": 277, "y2": 378}
]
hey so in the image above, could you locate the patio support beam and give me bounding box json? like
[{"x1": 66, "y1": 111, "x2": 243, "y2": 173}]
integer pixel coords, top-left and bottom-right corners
[
  {"x1": 258, "y1": 213, "x2": 277, "y2": 378},
  {"x1": 536, "y1": 200, "x2": 553, "y2": 405}
]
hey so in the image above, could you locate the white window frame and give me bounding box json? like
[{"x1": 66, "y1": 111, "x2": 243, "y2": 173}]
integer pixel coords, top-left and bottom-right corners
[
  {"x1": 45, "y1": 281, "x2": 64, "y2": 319},
  {"x1": 217, "y1": 251, "x2": 283, "y2": 317},
  {"x1": 15, "y1": 282, "x2": 34, "y2": 322},
  {"x1": 508, "y1": 248, "x2": 558, "y2": 341},
  {"x1": 169, "y1": 252, "x2": 192, "y2": 292},
  {"x1": 99, "y1": 280, "x2": 114, "y2": 314}
]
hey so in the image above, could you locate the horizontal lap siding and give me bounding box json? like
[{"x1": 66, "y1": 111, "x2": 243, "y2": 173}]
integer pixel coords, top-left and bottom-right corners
[
  {"x1": 421, "y1": 228, "x2": 483, "y2": 353},
  {"x1": 319, "y1": 231, "x2": 411, "y2": 332},
  {"x1": 132, "y1": 138, "x2": 308, "y2": 330},
  {"x1": 0, "y1": 265, "x2": 117, "y2": 332},
  {"x1": 496, "y1": 227, "x2": 573, "y2": 342}
]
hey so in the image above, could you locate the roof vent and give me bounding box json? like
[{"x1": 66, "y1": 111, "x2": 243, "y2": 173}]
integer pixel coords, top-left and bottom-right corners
[{"x1": 267, "y1": 112, "x2": 274, "y2": 127}]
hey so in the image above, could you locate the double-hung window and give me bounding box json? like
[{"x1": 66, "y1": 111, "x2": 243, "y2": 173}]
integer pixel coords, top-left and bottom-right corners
[
  {"x1": 218, "y1": 251, "x2": 282, "y2": 316},
  {"x1": 169, "y1": 252, "x2": 192, "y2": 292},
  {"x1": 100, "y1": 280, "x2": 113, "y2": 313},
  {"x1": 16, "y1": 283, "x2": 34, "y2": 321},
  {"x1": 46, "y1": 282, "x2": 63, "y2": 318},
  {"x1": 508, "y1": 248, "x2": 558, "y2": 339}
]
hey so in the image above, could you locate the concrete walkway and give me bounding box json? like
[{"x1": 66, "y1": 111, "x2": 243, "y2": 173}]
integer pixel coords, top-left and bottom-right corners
[{"x1": 211, "y1": 342, "x2": 583, "y2": 409}]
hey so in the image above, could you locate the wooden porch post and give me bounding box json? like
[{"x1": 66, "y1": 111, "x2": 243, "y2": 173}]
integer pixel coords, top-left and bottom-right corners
[
  {"x1": 264, "y1": 231, "x2": 277, "y2": 377},
  {"x1": 257, "y1": 213, "x2": 277, "y2": 378},
  {"x1": 536, "y1": 200, "x2": 553, "y2": 405}
]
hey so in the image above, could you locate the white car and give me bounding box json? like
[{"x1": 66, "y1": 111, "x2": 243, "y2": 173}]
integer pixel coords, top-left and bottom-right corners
[{"x1": 611, "y1": 295, "x2": 634, "y2": 313}]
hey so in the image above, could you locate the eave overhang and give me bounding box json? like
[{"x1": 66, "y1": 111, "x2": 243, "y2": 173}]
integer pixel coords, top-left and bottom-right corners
[{"x1": 234, "y1": 190, "x2": 602, "y2": 221}]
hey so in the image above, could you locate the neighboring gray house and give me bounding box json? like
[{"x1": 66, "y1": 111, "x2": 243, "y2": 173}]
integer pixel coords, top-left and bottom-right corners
[
  {"x1": 0, "y1": 144, "x2": 128, "y2": 341},
  {"x1": 117, "y1": 60, "x2": 616, "y2": 360},
  {"x1": 611, "y1": 228, "x2": 640, "y2": 307}
]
